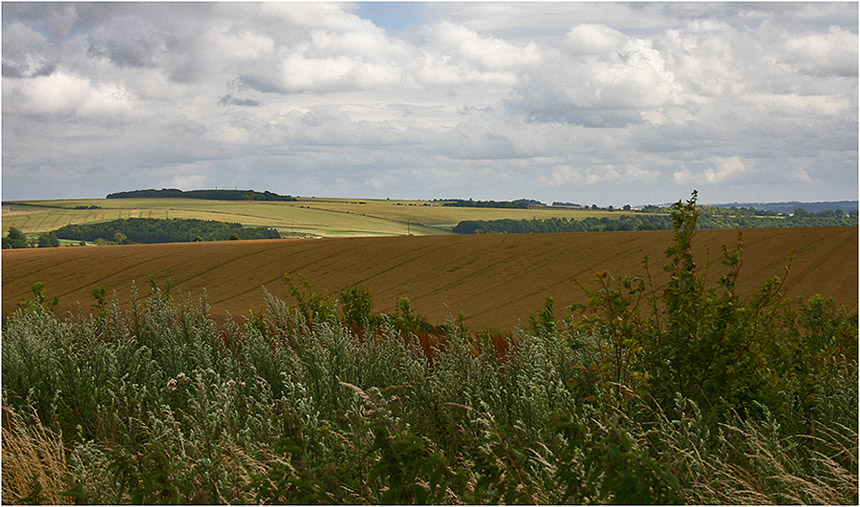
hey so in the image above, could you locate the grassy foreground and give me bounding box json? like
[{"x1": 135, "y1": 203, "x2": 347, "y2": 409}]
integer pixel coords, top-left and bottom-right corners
[{"x1": 2, "y1": 194, "x2": 857, "y2": 504}]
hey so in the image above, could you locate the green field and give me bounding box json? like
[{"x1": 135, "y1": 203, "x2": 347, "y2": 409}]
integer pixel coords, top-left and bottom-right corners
[{"x1": 2, "y1": 198, "x2": 625, "y2": 238}]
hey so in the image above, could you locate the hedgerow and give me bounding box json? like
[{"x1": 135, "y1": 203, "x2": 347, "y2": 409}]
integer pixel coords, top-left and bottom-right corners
[{"x1": 2, "y1": 192, "x2": 856, "y2": 504}]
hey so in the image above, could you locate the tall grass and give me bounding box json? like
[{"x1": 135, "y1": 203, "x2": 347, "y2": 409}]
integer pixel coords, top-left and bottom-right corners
[
  {"x1": 2, "y1": 193, "x2": 856, "y2": 504},
  {"x1": 2, "y1": 402, "x2": 71, "y2": 504}
]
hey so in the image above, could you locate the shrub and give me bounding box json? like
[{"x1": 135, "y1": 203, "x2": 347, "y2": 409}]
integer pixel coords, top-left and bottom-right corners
[{"x1": 3, "y1": 227, "x2": 29, "y2": 249}]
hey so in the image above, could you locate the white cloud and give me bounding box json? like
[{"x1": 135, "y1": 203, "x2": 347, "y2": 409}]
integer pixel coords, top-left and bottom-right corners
[
  {"x1": 565, "y1": 24, "x2": 627, "y2": 53},
  {"x1": 206, "y1": 25, "x2": 275, "y2": 61},
  {"x1": 787, "y1": 167, "x2": 815, "y2": 183},
  {"x1": 260, "y1": 2, "x2": 377, "y2": 34},
  {"x1": 427, "y1": 21, "x2": 542, "y2": 71},
  {"x1": 168, "y1": 172, "x2": 208, "y2": 190},
  {"x1": 279, "y1": 51, "x2": 403, "y2": 92},
  {"x1": 1, "y1": 3, "x2": 856, "y2": 205},
  {"x1": 4, "y1": 71, "x2": 134, "y2": 118},
  {"x1": 746, "y1": 92, "x2": 853, "y2": 117},
  {"x1": 309, "y1": 29, "x2": 404, "y2": 59},
  {"x1": 541, "y1": 164, "x2": 660, "y2": 187},
  {"x1": 656, "y1": 20, "x2": 747, "y2": 99},
  {"x1": 784, "y1": 25, "x2": 858, "y2": 77},
  {"x1": 509, "y1": 34, "x2": 682, "y2": 126},
  {"x1": 672, "y1": 156, "x2": 747, "y2": 185}
]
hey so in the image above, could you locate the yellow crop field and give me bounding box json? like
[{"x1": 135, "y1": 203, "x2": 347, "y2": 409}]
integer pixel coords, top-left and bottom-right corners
[
  {"x1": 3, "y1": 226, "x2": 855, "y2": 331},
  {"x1": 2, "y1": 197, "x2": 630, "y2": 238}
]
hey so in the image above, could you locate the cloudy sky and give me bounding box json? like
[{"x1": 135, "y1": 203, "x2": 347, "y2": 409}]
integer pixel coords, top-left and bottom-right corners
[{"x1": 2, "y1": 2, "x2": 857, "y2": 205}]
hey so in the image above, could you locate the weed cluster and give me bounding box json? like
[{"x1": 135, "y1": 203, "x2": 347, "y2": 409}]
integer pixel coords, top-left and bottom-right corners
[{"x1": 2, "y1": 193, "x2": 856, "y2": 504}]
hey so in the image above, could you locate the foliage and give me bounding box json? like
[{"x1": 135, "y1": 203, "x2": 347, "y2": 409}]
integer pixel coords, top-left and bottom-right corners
[
  {"x1": 36, "y1": 232, "x2": 60, "y2": 247},
  {"x1": 2, "y1": 228, "x2": 61, "y2": 248},
  {"x1": 2, "y1": 192, "x2": 856, "y2": 504},
  {"x1": 339, "y1": 286, "x2": 377, "y2": 330},
  {"x1": 441, "y1": 198, "x2": 535, "y2": 209},
  {"x1": 106, "y1": 188, "x2": 297, "y2": 201},
  {"x1": 54, "y1": 217, "x2": 280, "y2": 244},
  {"x1": 3, "y1": 227, "x2": 30, "y2": 249},
  {"x1": 712, "y1": 200, "x2": 857, "y2": 215},
  {"x1": 454, "y1": 202, "x2": 858, "y2": 234},
  {"x1": 569, "y1": 192, "x2": 858, "y2": 424}
]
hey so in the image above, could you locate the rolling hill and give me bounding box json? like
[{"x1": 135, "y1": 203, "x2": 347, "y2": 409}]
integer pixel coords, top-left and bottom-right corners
[
  {"x1": 3, "y1": 226, "x2": 855, "y2": 330},
  {"x1": 2, "y1": 197, "x2": 624, "y2": 238}
]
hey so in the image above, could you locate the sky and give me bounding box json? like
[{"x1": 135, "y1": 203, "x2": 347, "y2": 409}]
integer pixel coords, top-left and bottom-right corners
[{"x1": 2, "y1": 2, "x2": 857, "y2": 206}]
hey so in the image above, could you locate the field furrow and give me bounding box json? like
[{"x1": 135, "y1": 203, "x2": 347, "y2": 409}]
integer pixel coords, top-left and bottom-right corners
[{"x1": 4, "y1": 227, "x2": 854, "y2": 330}]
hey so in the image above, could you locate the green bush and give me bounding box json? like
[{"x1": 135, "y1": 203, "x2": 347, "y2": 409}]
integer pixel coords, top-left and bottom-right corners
[{"x1": 3, "y1": 227, "x2": 30, "y2": 249}]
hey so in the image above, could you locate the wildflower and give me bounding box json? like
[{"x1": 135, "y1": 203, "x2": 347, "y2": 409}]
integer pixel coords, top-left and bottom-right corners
[
  {"x1": 167, "y1": 378, "x2": 178, "y2": 392},
  {"x1": 177, "y1": 372, "x2": 188, "y2": 383}
]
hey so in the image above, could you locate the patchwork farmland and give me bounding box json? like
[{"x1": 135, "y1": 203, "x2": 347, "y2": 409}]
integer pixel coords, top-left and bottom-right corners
[
  {"x1": 1, "y1": 197, "x2": 624, "y2": 238},
  {"x1": 3, "y1": 226, "x2": 855, "y2": 330}
]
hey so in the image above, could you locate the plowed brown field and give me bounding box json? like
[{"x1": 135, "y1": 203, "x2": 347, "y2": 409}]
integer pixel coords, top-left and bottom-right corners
[{"x1": 3, "y1": 227, "x2": 856, "y2": 330}]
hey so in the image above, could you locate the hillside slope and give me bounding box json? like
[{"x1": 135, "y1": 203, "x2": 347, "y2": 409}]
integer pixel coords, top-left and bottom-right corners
[
  {"x1": 3, "y1": 227, "x2": 855, "y2": 330},
  {"x1": 2, "y1": 197, "x2": 623, "y2": 237}
]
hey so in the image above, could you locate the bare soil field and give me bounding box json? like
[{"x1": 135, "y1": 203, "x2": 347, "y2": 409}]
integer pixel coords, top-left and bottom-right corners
[{"x1": 3, "y1": 227, "x2": 856, "y2": 330}]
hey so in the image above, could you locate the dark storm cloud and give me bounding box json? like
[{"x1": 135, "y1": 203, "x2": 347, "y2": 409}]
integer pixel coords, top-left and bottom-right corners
[
  {"x1": 86, "y1": 22, "x2": 180, "y2": 70},
  {"x1": 2, "y1": 19, "x2": 57, "y2": 78},
  {"x1": 236, "y1": 74, "x2": 288, "y2": 94},
  {"x1": 519, "y1": 104, "x2": 644, "y2": 129},
  {"x1": 2, "y1": 61, "x2": 55, "y2": 79},
  {"x1": 218, "y1": 94, "x2": 261, "y2": 107}
]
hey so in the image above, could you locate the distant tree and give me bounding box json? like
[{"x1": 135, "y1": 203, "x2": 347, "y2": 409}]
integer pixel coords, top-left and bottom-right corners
[
  {"x1": 106, "y1": 188, "x2": 297, "y2": 201},
  {"x1": 55, "y1": 217, "x2": 280, "y2": 244},
  {"x1": 37, "y1": 233, "x2": 59, "y2": 248},
  {"x1": 9, "y1": 227, "x2": 26, "y2": 241},
  {"x1": 793, "y1": 207, "x2": 809, "y2": 217},
  {"x1": 193, "y1": 236, "x2": 203, "y2": 242},
  {"x1": 3, "y1": 227, "x2": 29, "y2": 249},
  {"x1": 623, "y1": 204, "x2": 632, "y2": 211},
  {"x1": 229, "y1": 234, "x2": 240, "y2": 240},
  {"x1": 113, "y1": 232, "x2": 130, "y2": 244}
]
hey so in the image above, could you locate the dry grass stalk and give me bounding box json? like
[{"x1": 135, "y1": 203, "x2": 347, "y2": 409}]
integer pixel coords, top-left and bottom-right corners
[
  {"x1": 690, "y1": 421, "x2": 859, "y2": 505},
  {"x1": 1, "y1": 402, "x2": 71, "y2": 505}
]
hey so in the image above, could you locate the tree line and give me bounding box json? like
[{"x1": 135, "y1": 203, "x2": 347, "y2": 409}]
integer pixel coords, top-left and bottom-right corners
[
  {"x1": 454, "y1": 208, "x2": 858, "y2": 234},
  {"x1": 53, "y1": 218, "x2": 281, "y2": 244},
  {"x1": 440, "y1": 198, "x2": 536, "y2": 209},
  {"x1": 106, "y1": 188, "x2": 297, "y2": 201},
  {"x1": 2, "y1": 227, "x2": 61, "y2": 249}
]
